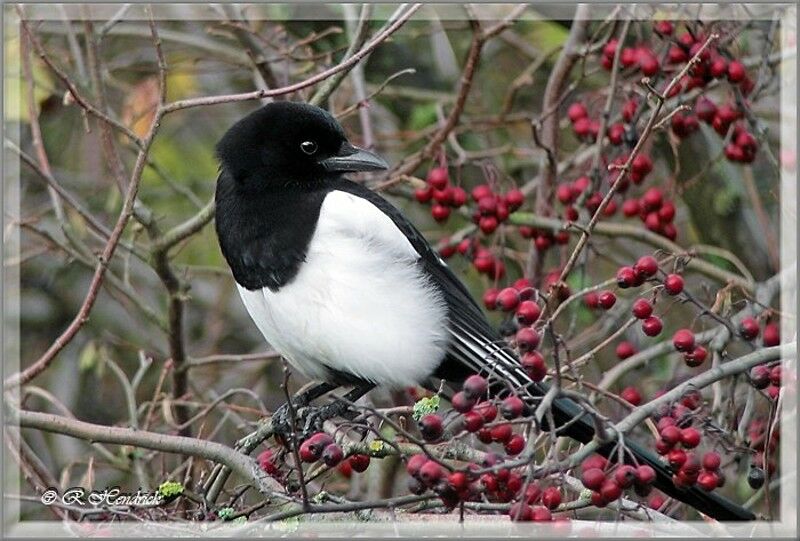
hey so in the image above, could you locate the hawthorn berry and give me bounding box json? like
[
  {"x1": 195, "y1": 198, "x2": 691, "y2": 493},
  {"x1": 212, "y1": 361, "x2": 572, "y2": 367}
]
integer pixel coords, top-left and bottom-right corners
[
  {"x1": 419, "y1": 414, "x2": 444, "y2": 441},
  {"x1": 598, "y1": 290, "x2": 617, "y2": 309},
  {"x1": 541, "y1": 487, "x2": 562, "y2": 510},
  {"x1": 632, "y1": 298, "x2": 654, "y2": 319},
  {"x1": 463, "y1": 410, "x2": 484, "y2": 433},
  {"x1": 621, "y1": 386, "x2": 642, "y2": 406},
  {"x1": 516, "y1": 300, "x2": 541, "y2": 325},
  {"x1": 684, "y1": 346, "x2": 708, "y2": 367},
  {"x1": 505, "y1": 189, "x2": 524, "y2": 210},
  {"x1": 584, "y1": 291, "x2": 600, "y2": 309},
  {"x1": 681, "y1": 427, "x2": 702, "y2": 448},
  {"x1": 635, "y1": 255, "x2": 659, "y2": 277},
  {"x1": 418, "y1": 460, "x2": 443, "y2": 486},
  {"x1": 491, "y1": 423, "x2": 513, "y2": 443},
  {"x1": 299, "y1": 432, "x2": 334, "y2": 463},
  {"x1": 660, "y1": 425, "x2": 682, "y2": 445},
  {"x1": 451, "y1": 391, "x2": 476, "y2": 413},
  {"x1": 257, "y1": 449, "x2": 279, "y2": 475},
  {"x1": 697, "y1": 471, "x2": 719, "y2": 492},
  {"x1": 636, "y1": 465, "x2": 656, "y2": 485},
  {"x1": 581, "y1": 468, "x2": 606, "y2": 491},
  {"x1": 672, "y1": 329, "x2": 695, "y2": 352},
  {"x1": 501, "y1": 396, "x2": 525, "y2": 420},
  {"x1": 322, "y1": 443, "x2": 344, "y2": 467},
  {"x1": 349, "y1": 454, "x2": 371, "y2": 473},
  {"x1": 496, "y1": 288, "x2": 521, "y2": 312},
  {"x1": 521, "y1": 351, "x2": 547, "y2": 382},
  {"x1": 668, "y1": 448, "x2": 688, "y2": 469},
  {"x1": 642, "y1": 316, "x2": 663, "y2": 336},
  {"x1": 616, "y1": 341, "x2": 636, "y2": 359},
  {"x1": 567, "y1": 102, "x2": 588, "y2": 122},
  {"x1": 727, "y1": 60, "x2": 746, "y2": 83},
  {"x1": 515, "y1": 327, "x2": 541, "y2": 352},
  {"x1": 463, "y1": 374, "x2": 488, "y2": 399},
  {"x1": 475, "y1": 401, "x2": 498, "y2": 422},
  {"x1": 616, "y1": 266, "x2": 637, "y2": 288},
  {"x1": 406, "y1": 453, "x2": 428, "y2": 477},
  {"x1": 504, "y1": 434, "x2": 525, "y2": 456},
  {"x1": 663, "y1": 274, "x2": 684, "y2": 295},
  {"x1": 600, "y1": 479, "x2": 622, "y2": 501},
  {"x1": 702, "y1": 451, "x2": 721, "y2": 471},
  {"x1": 431, "y1": 204, "x2": 450, "y2": 222},
  {"x1": 614, "y1": 465, "x2": 637, "y2": 489},
  {"x1": 739, "y1": 317, "x2": 760, "y2": 340},
  {"x1": 482, "y1": 288, "x2": 499, "y2": 310}
]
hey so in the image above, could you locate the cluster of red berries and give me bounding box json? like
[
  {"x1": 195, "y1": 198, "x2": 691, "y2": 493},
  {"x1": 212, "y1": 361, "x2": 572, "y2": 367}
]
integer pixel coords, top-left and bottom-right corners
[
  {"x1": 470, "y1": 183, "x2": 525, "y2": 234},
  {"x1": 672, "y1": 328, "x2": 708, "y2": 368},
  {"x1": 578, "y1": 454, "x2": 658, "y2": 506},
  {"x1": 297, "y1": 432, "x2": 370, "y2": 473},
  {"x1": 654, "y1": 417, "x2": 724, "y2": 492},
  {"x1": 749, "y1": 361, "x2": 782, "y2": 400},
  {"x1": 694, "y1": 97, "x2": 759, "y2": 163},
  {"x1": 508, "y1": 483, "x2": 561, "y2": 522},
  {"x1": 601, "y1": 38, "x2": 660, "y2": 77},
  {"x1": 415, "y1": 167, "x2": 467, "y2": 224},
  {"x1": 620, "y1": 187, "x2": 678, "y2": 240},
  {"x1": 567, "y1": 102, "x2": 600, "y2": 142}
]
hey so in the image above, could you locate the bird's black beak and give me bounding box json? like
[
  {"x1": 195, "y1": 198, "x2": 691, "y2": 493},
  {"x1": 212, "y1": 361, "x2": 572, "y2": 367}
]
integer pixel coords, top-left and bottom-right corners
[{"x1": 320, "y1": 142, "x2": 389, "y2": 173}]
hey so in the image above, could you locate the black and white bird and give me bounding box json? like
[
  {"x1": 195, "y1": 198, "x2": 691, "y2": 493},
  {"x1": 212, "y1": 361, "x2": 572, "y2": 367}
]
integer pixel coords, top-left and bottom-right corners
[{"x1": 214, "y1": 101, "x2": 753, "y2": 521}]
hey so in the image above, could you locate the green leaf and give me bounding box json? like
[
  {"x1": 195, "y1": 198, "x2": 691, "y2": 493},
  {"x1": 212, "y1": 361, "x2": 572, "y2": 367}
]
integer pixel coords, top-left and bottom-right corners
[
  {"x1": 408, "y1": 102, "x2": 438, "y2": 131},
  {"x1": 157, "y1": 480, "x2": 184, "y2": 499},
  {"x1": 78, "y1": 341, "x2": 97, "y2": 373},
  {"x1": 217, "y1": 507, "x2": 234, "y2": 520},
  {"x1": 412, "y1": 395, "x2": 440, "y2": 421}
]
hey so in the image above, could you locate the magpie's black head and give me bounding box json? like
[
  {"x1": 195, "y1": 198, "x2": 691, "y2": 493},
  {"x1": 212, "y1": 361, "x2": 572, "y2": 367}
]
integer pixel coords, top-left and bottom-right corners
[{"x1": 216, "y1": 102, "x2": 387, "y2": 190}]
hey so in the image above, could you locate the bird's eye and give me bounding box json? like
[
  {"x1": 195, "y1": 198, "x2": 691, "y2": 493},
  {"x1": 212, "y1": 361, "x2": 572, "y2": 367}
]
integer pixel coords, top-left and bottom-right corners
[{"x1": 300, "y1": 141, "x2": 318, "y2": 155}]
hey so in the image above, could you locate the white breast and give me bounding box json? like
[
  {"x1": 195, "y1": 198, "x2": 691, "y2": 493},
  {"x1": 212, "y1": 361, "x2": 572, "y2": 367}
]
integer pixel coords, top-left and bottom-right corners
[{"x1": 236, "y1": 190, "x2": 449, "y2": 388}]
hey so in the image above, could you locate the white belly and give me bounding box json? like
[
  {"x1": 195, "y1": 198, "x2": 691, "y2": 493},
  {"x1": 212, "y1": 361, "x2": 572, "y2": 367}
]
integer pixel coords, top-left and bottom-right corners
[{"x1": 236, "y1": 191, "x2": 449, "y2": 388}]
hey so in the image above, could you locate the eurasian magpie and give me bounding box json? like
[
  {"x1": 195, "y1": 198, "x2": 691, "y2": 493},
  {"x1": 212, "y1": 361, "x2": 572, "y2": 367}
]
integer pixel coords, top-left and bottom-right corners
[{"x1": 213, "y1": 101, "x2": 753, "y2": 521}]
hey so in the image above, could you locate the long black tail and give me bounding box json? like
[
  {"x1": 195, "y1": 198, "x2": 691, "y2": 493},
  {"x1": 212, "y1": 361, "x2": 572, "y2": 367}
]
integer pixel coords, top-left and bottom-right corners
[{"x1": 544, "y1": 385, "x2": 755, "y2": 521}]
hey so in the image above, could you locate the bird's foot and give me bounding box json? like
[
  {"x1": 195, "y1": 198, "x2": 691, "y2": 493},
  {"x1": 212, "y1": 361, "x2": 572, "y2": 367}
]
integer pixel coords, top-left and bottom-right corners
[{"x1": 270, "y1": 400, "x2": 351, "y2": 442}]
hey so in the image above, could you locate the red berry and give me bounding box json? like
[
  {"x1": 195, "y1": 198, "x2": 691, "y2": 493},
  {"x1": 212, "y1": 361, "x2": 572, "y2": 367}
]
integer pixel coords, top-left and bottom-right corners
[
  {"x1": 541, "y1": 487, "x2": 562, "y2": 510},
  {"x1": 660, "y1": 425, "x2": 682, "y2": 445},
  {"x1": 654, "y1": 21, "x2": 674, "y2": 35},
  {"x1": 532, "y1": 506, "x2": 552, "y2": 522},
  {"x1": 667, "y1": 448, "x2": 687, "y2": 469},
  {"x1": 581, "y1": 454, "x2": 608, "y2": 472},
  {"x1": 584, "y1": 291, "x2": 600, "y2": 309},
  {"x1": 703, "y1": 451, "x2": 721, "y2": 471},
  {"x1": 516, "y1": 327, "x2": 540, "y2": 352},
  {"x1": 709, "y1": 57, "x2": 728, "y2": 78},
  {"x1": 475, "y1": 401, "x2": 497, "y2": 422},
  {"x1": 581, "y1": 468, "x2": 606, "y2": 491},
  {"x1": 695, "y1": 96, "x2": 717, "y2": 122},
  {"x1": 257, "y1": 449, "x2": 279, "y2": 475},
  {"x1": 591, "y1": 491, "x2": 608, "y2": 508},
  {"x1": 516, "y1": 300, "x2": 541, "y2": 325},
  {"x1": 739, "y1": 317, "x2": 760, "y2": 340},
  {"x1": 681, "y1": 427, "x2": 702, "y2": 448},
  {"x1": 471, "y1": 184, "x2": 492, "y2": 202},
  {"x1": 614, "y1": 465, "x2": 637, "y2": 488},
  {"x1": 418, "y1": 460, "x2": 442, "y2": 486},
  {"x1": 621, "y1": 386, "x2": 642, "y2": 406},
  {"x1": 496, "y1": 288, "x2": 520, "y2": 312},
  {"x1": 415, "y1": 187, "x2": 433, "y2": 203},
  {"x1": 479, "y1": 216, "x2": 498, "y2": 234},
  {"x1": 463, "y1": 411, "x2": 484, "y2": 433},
  {"x1": 770, "y1": 365, "x2": 781, "y2": 386},
  {"x1": 501, "y1": 396, "x2": 525, "y2": 419},
  {"x1": 607, "y1": 123, "x2": 625, "y2": 145},
  {"x1": 622, "y1": 198, "x2": 640, "y2": 217},
  {"x1": 556, "y1": 184, "x2": 575, "y2": 204},
  {"x1": 406, "y1": 453, "x2": 428, "y2": 477},
  {"x1": 672, "y1": 329, "x2": 696, "y2": 352},
  {"x1": 450, "y1": 186, "x2": 467, "y2": 208},
  {"x1": 616, "y1": 341, "x2": 636, "y2": 359},
  {"x1": 632, "y1": 154, "x2": 653, "y2": 177},
  {"x1": 727, "y1": 60, "x2": 746, "y2": 83},
  {"x1": 636, "y1": 465, "x2": 656, "y2": 485},
  {"x1": 509, "y1": 502, "x2": 533, "y2": 522},
  {"x1": 620, "y1": 47, "x2": 638, "y2": 68},
  {"x1": 697, "y1": 471, "x2": 719, "y2": 491},
  {"x1": 448, "y1": 471, "x2": 469, "y2": 491},
  {"x1": 685, "y1": 346, "x2": 708, "y2": 367},
  {"x1": 427, "y1": 167, "x2": 449, "y2": 190},
  {"x1": 632, "y1": 298, "x2": 654, "y2": 319},
  {"x1": 567, "y1": 102, "x2": 588, "y2": 122},
  {"x1": 451, "y1": 391, "x2": 476, "y2": 413},
  {"x1": 504, "y1": 434, "x2": 525, "y2": 456},
  {"x1": 419, "y1": 414, "x2": 444, "y2": 441},
  {"x1": 431, "y1": 204, "x2": 450, "y2": 222},
  {"x1": 642, "y1": 316, "x2": 663, "y2": 336},
  {"x1": 505, "y1": 189, "x2": 524, "y2": 211},
  {"x1": 663, "y1": 274, "x2": 684, "y2": 295},
  {"x1": 573, "y1": 117, "x2": 593, "y2": 138},
  {"x1": 477, "y1": 428, "x2": 493, "y2": 444},
  {"x1": 521, "y1": 351, "x2": 547, "y2": 382},
  {"x1": 635, "y1": 255, "x2": 659, "y2": 277},
  {"x1": 642, "y1": 188, "x2": 663, "y2": 211},
  {"x1": 491, "y1": 423, "x2": 513, "y2": 443},
  {"x1": 649, "y1": 494, "x2": 666, "y2": 510},
  {"x1": 603, "y1": 38, "x2": 618, "y2": 59},
  {"x1": 616, "y1": 266, "x2": 637, "y2": 288},
  {"x1": 638, "y1": 51, "x2": 659, "y2": 76},
  {"x1": 750, "y1": 365, "x2": 771, "y2": 389},
  {"x1": 349, "y1": 453, "x2": 370, "y2": 473},
  {"x1": 600, "y1": 479, "x2": 622, "y2": 501},
  {"x1": 598, "y1": 290, "x2": 617, "y2": 309},
  {"x1": 463, "y1": 375, "x2": 488, "y2": 399},
  {"x1": 482, "y1": 288, "x2": 499, "y2": 310},
  {"x1": 299, "y1": 432, "x2": 334, "y2": 463},
  {"x1": 322, "y1": 443, "x2": 344, "y2": 467}
]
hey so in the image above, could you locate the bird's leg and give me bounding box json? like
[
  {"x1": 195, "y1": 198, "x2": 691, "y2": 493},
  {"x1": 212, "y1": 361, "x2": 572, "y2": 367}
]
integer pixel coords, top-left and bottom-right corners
[
  {"x1": 298, "y1": 383, "x2": 375, "y2": 436},
  {"x1": 270, "y1": 382, "x2": 338, "y2": 434}
]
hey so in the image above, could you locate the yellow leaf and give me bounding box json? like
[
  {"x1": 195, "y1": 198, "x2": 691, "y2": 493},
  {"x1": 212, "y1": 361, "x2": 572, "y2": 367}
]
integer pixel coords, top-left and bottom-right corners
[
  {"x1": 5, "y1": 35, "x2": 54, "y2": 123},
  {"x1": 121, "y1": 77, "x2": 160, "y2": 138}
]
